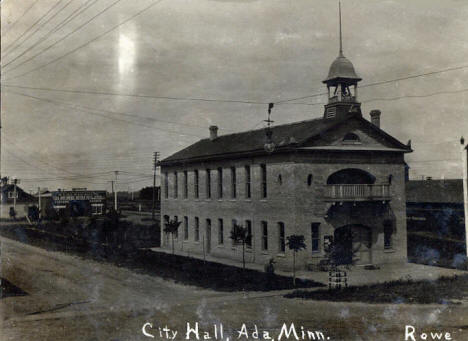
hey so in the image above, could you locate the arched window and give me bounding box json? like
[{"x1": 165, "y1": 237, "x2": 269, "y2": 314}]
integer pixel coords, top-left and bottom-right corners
[
  {"x1": 307, "y1": 174, "x2": 313, "y2": 186},
  {"x1": 278, "y1": 174, "x2": 282, "y2": 185},
  {"x1": 342, "y1": 133, "x2": 361, "y2": 144},
  {"x1": 327, "y1": 168, "x2": 376, "y2": 185}
]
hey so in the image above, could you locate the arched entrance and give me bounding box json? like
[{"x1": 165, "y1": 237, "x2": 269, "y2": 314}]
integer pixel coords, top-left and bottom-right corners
[{"x1": 334, "y1": 225, "x2": 372, "y2": 265}]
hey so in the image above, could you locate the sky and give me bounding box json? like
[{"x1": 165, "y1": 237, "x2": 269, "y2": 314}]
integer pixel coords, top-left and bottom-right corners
[{"x1": 2, "y1": 0, "x2": 468, "y2": 193}]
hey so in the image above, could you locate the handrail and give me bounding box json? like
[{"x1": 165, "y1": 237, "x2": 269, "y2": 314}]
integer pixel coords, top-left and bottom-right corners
[{"x1": 325, "y1": 184, "x2": 390, "y2": 200}]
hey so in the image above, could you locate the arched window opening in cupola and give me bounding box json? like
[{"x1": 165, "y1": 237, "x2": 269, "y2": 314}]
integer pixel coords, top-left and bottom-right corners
[{"x1": 307, "y1": 174, "x2": 313, "y2": 186}]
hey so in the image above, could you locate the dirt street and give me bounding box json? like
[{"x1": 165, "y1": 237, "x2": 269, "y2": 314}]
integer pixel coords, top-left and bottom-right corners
[{"x1": 1, "y1": 236, "x2": 467, "y2": 341}]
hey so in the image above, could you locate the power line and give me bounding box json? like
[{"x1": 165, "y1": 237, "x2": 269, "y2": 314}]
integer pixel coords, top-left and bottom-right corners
[
  {"x1": 3, "y1": 0, "x2": 124, "y2": 75},
  {"x1": 4, "y1": 90, "x2": 205, "y2": 138},
  {"x1": 3, "y1": 0, "x2": 98, "y2": 69},
  {"x1": 2, "y1": 84, "x2": 268, "y2": 106},
  {"x1": 3, "y1": 0, "x2": 75, "y2": 63},
  {"x1": 274, "y1": 64, "x2": 468, "y2": 104},
  {"x1": 1, "y1": 0, "x2": 41, "y2": 37},
  {"x1": 2, "y1": 0, "x2": 65, "y2": 56},
  {"x1": 3, "y1": 0, "x2": 165, "y2": 81}
]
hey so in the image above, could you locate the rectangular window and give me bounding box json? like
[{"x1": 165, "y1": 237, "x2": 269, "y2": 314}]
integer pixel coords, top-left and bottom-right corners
[
  {"x1": 206, "y1": 169, "x2": 211, "y2": 199},
  {"x1": 218, "y1": 219, "x2": 224, "y2": 244},
  {"x1": 261, "y1": 221, "x2": 268, "y2": 250},
  {"x1": 217, "y1": 167, "x2": 223, "y2": 198},
  {"x1": 245, "y1": 220, "x2": 252, "y2": 248},
  {"x1": 311, "y1": 223, "x2": 320, "y2": 252},
  {"x1": 245, "y1": 165, "x2": 251, "y2": 198},
  {"x1": 278, "y1": 222, "x2": 285, "y2": 253},
  {"x1": 184, "y1": 216, "x2": 189, "y2": 240},
  {"x1": 174, "y1": 172, "x2": 178, "y2": 198},
  {"x1": 231, "y1": 167, "x2": 237, "y2": 198},
  {"x1": 194, "y1": 217, "x2": 200, "y2": 241},
  {"x1": 174, "y1": 215, "x2": 178, "y2": 239},
  {"x1": 183, "y1": 171, "x2": 188, "y2": 198},
  {"x1": 384, "y1": 221, "x2": 393, "y2": 249},
  {"x1": 261, "y1": 164, "x2": 267, "y2": 198},
  {"x1": 194, "y1": 170, "x2": 199, "y2": 198},
  {"x1": 164, "y1": 172, "x2": 169, "y2": 198},
  {"x1": 231, "y1": 219, "x2": 237, "y2": 246}
]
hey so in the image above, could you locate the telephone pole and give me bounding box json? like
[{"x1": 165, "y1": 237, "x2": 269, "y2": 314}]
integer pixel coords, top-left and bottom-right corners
[
  {"x1": 152, "y1": 152, "x2": 160, "y2": 220},
  {"x1": 461, "y1": 137, "x2": 468, "y2": 256},
  {"x1": 114, "y1": 171, "x2": 119, "y2": 211}
]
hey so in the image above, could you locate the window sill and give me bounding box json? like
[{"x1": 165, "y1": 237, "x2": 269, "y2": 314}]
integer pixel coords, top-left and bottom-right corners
[
  {"x1": 261, "y1": 251, "x2": 269, "y2": 255},
  {"x1": 384, "y1": 248, "x2": 395, "y2": 253},
  {"x1": 276, "y1": 253, "x2": 286, "y2": 258},
  {"x1": 217, "y1": 244, "x2": 224, "y2": 248}
]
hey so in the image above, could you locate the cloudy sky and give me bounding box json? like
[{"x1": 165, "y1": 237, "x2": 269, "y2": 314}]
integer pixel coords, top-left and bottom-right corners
[{"x1": 2, "y1": 0, "x2": 468, "y2": 192}]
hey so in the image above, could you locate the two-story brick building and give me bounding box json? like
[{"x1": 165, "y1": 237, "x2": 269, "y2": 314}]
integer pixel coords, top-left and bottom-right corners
[{"x1": 160, "y1": 37, "x2": 412, "y2": 271}]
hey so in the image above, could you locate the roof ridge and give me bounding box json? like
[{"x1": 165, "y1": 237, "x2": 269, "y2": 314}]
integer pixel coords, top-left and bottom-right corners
[{"x1": 209, "y1": 116, "x2": 324, "y2": 140}]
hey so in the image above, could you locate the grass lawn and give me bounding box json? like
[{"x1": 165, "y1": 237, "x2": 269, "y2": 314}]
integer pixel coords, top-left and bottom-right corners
[
  {"x1": 0, "y1": 223, "x2": 324, "y2": 292},
  {"x1": 285, "y1": 274, "x2": 468, "y2": 304}
]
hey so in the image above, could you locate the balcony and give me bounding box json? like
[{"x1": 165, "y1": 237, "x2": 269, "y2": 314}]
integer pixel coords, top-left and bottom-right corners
[{"x1": 324, "y1": 184, "x2": 391, "y2": 202}]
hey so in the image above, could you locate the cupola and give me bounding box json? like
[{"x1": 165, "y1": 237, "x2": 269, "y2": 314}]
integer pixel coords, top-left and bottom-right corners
[{"x1": 323, "y1": 2, "x2": 362, "y2": 120}]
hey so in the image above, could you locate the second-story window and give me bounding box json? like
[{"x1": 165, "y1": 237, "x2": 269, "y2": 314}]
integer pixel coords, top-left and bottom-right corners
[
  {"x1": 217, "y1": 167, "x2": 223, "y2": 198},
  {"x1": 206, "y1": 169, "x2": 211, "y2": 199},
  {"x1": 173, "y1": 172, "x2": 178, "y2": 198},
  {"x1": 245, "y1": 165, "x2": 251, "y2": 198},
  {"x1": 261, "y1": 164, "x2": 267, "y2": 198},
  {"x1": 194, "y1": 170, "x2": 199, "y2": 198},
  {"x1": 311, "y1": 223, "x2": 320, "y2": 252},
  {"x1": 231, "y1": 167, "x2": 237, "y2": 198},
  {"x1": 164, "y1": 172, "x2": 169, "y2": 199},
  {"x1": 183, "y1": 171, "x2": 188, "y2": 198}
]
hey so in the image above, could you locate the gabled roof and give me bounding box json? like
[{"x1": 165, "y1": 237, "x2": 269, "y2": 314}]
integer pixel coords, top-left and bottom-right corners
[
  {"x1": 161, "y1": 113, "x2": 411, "y2": 165},
  {"x1": 406, "y1": 179, "x2": 463, "y2": 204}
]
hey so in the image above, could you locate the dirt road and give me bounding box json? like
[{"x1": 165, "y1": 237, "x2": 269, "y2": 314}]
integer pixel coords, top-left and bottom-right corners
[{"x1": 1, "y1": 236, "x2": 467, "y2": 341}]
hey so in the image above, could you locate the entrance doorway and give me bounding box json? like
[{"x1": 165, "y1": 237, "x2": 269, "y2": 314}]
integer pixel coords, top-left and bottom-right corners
[{"x1": 334, "y1": 225, "x2": 372, "y2": 265}]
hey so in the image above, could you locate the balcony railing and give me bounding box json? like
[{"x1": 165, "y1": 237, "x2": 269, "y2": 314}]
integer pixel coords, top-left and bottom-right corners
[{"x1": 324, "y1": 184, "x2": 391, "y2": 201}]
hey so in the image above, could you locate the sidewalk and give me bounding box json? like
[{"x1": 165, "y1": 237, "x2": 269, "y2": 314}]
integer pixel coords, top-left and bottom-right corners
[{"x1": 149, "y1": 246, "x2": 467, "y2": 287}]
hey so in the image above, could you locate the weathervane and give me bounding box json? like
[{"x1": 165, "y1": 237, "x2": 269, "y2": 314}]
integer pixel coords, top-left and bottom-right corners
[{"x1": 264, "y1": 103, "x2": 276, "y2": 153}]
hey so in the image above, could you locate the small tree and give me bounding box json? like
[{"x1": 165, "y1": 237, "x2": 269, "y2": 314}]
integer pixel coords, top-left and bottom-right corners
[
  {"x1": 230, "y1": 223, "x2": 251, "y2": 270},
  {"x1": 164, "y1": 218, "x2": 181, "y2": 254},
  {"x1": 286, "y1": 234, "x2": 306, "y2": 287}
]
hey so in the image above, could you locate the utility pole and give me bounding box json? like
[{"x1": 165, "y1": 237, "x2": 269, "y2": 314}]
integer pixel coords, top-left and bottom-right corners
[
  {"x1": 461, "y1": 137, "x2": 468, "y2": 256},
  {"x1": 114, "y1": 171, "x2": 119, "y2": 211},
  {"x1": 13, "y1": 178, "x2": 18, "y2": 210},
  {"x1": 152, "y1": 152, "x2": 159, "y2": 220},
  {"x1": 38, "y1": 187, "x2": 41, "y2": 219}
]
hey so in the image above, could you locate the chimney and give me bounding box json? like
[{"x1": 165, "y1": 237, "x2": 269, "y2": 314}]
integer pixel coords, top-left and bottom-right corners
[
  {"x1": 209, "y1": 125, "x2": 218, "y2": 140},
  {"x1": 370, "y1": 110, "x2": 381, "y2": 128}
]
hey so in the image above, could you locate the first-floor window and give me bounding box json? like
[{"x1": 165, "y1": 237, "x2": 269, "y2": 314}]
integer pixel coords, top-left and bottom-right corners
[
  {"x1": 384, "y1": 221, "x2": 393, "y2": 249},
  {"x1": 184, "y1": 216, "x2": 189, "y2": 240},
  {"x1": 174, "y1": 215, "x2": 179, "y2": 239},
  {"x1": 194, "y1": 217, "x2": 200, "y2": 241},
  {"x1": 278, "y1": 222, "x2": 285, "y2": 253},
  {"x1": 311, "y1": 223, "x2": 320, "y2": 252},
  {"x1": 261, "y1": 221, "x2": 268, "y2": 250},
  {"x1": 218, "y1": 219, "x2": 224, "y2": 244},
  {"x1": 245, "y1": 220, "x2": 252, "y2": 248}
]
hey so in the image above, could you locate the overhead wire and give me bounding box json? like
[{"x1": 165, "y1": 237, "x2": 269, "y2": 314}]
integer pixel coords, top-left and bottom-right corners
[
  {"x1": 2, "y1": 0, "x2": 166, "y2": 80},
  {"x1": 2, "y1": 0, "x2": 42, "y2": 37},
  {"x1": 3, "y1": 0, "x2": 100, "y2": 69}
]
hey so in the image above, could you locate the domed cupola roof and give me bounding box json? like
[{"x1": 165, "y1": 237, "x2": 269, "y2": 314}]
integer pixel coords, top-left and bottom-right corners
[{"x1": 323, "y1": 52, "x2": 361, "y2": 83}]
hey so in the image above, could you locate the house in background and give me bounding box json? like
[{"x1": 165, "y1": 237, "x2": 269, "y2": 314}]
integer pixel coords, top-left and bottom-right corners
[
  {"x1": 160, "y1": 28, "x2": 412, "y2": 270},
  {"x1": 0, "y1": 182, "x2": 36, "y2": 219},
  {"x1": 406, "y1": 179, "x2": 466, "y2": 264}
]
